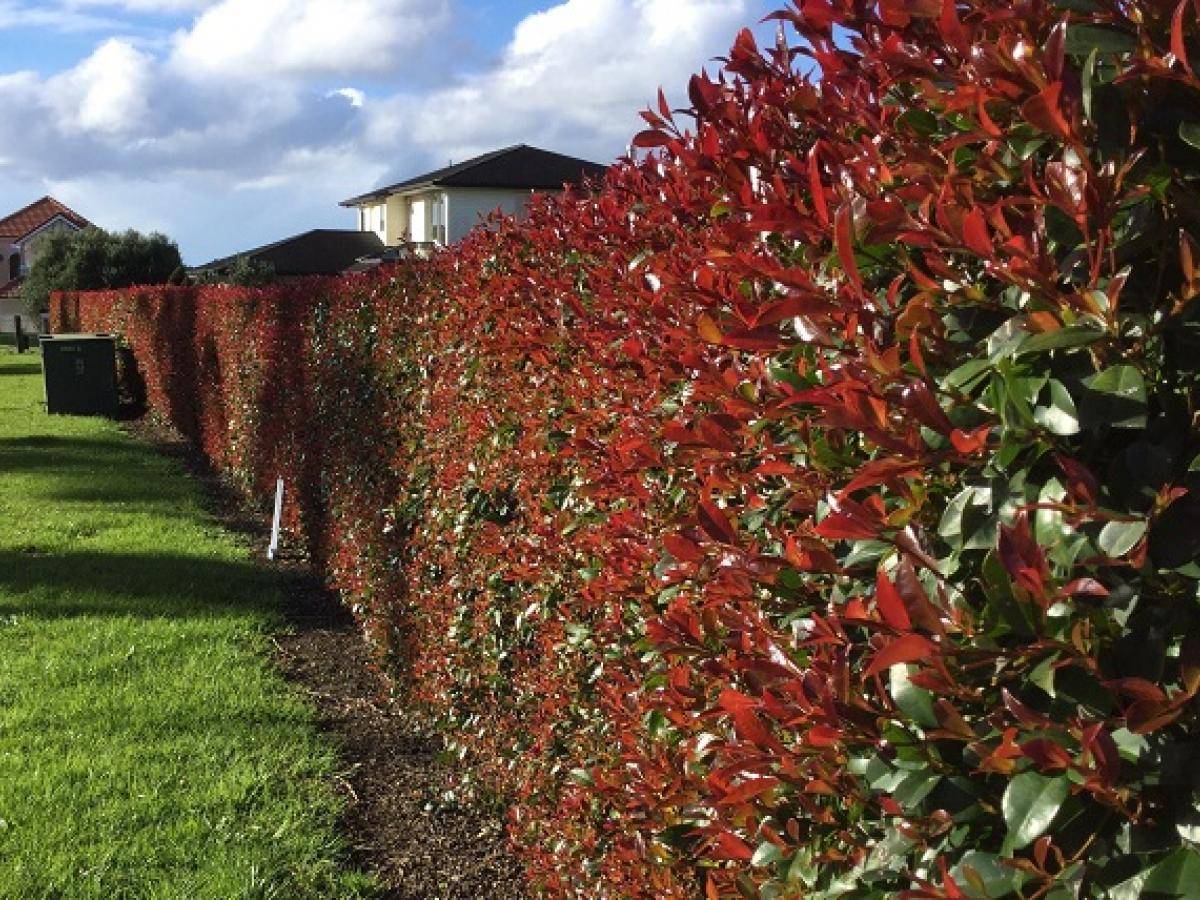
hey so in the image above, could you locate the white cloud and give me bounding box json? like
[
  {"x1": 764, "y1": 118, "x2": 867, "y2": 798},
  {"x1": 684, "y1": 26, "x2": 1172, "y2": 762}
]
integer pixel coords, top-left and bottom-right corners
[
  {"x1": 329, "y1": 87, "x2": 366, "y2": 109},
  {"x1": 368, "y1": 0, "x2": 754, "y2": 167},
  {"x1": 170, "y1": 0, "x2": 449, "y2": 79},
  {"x1": 46, "y1": 39, "x2": 155, "y2": 136},
  {"x1": 0, "y1": 1, "x2": 123, "y2": 32},
  {"x1": 0, "y1": 0, "x2": 770, "y2": 262}
]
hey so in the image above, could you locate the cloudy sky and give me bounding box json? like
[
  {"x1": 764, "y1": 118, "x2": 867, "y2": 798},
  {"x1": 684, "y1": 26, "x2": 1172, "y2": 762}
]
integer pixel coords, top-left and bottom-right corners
[{"x1": 0, "y1": 0, "x2": 777, "y2": 263}]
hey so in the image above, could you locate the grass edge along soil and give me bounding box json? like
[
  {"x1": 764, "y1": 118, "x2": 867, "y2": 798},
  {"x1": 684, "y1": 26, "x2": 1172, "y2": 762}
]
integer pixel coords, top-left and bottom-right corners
[{"x1": 0, "y1": 348, "x2": 376, "y2": 899}]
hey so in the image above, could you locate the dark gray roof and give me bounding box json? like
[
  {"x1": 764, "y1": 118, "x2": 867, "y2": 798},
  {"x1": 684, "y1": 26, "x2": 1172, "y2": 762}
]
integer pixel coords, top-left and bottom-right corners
[
  {"x1": 340, "y1": 144, "x2": 608, "y2": 207},
  {"x1": 194, "y1": 229, "x2": 385, "y2": 277}
]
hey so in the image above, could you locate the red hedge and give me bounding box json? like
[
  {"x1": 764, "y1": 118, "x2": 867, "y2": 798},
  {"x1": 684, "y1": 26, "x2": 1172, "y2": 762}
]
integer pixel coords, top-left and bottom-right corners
[{"x1": 55, "y1": 1, "x2": 1200, "y2": 895}]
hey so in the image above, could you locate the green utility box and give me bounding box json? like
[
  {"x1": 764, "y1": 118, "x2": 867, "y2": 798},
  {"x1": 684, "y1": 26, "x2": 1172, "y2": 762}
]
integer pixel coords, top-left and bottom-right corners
[{"x1": 40, "y1": 334, "x2": 120, "y2": 417}]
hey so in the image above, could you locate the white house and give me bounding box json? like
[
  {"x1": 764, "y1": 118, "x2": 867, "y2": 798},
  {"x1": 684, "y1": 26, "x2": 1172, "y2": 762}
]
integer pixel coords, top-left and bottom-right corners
[
  {"x1": 340, "y1": 145, "x2": 608, "y2": 252},
  {"x1": 0, "y1": 197, "x2": 90, "y2": 333}
]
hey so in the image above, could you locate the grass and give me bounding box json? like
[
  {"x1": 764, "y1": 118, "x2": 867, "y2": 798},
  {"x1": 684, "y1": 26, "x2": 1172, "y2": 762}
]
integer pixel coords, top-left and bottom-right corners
[{"x1": 0, "y1": 349, "x2": 375, "y2": 899}]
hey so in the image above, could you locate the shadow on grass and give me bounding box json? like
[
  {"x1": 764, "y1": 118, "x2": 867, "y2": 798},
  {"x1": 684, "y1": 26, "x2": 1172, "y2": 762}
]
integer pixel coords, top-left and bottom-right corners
[
  {"x1": 0, "y1": 362, "x2": 43, "y2": 377},
  {"x1": 0, "y1": 435, "x2": 197, "y2": 511},
  {"x1": 0, "y1": 548, "x2": 279, "y2": 621}
]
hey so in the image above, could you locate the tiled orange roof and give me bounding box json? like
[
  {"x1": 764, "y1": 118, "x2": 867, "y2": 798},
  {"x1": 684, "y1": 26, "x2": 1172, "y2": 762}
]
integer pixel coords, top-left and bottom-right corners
[{"x1": 0, "y1": 197, "x2": 89, "y2": 240}]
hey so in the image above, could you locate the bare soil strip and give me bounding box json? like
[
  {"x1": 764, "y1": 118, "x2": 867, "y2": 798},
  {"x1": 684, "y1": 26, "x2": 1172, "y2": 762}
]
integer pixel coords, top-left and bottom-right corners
[{"x1": 128, "y1": 421, "x2": 527, "y2": 899}]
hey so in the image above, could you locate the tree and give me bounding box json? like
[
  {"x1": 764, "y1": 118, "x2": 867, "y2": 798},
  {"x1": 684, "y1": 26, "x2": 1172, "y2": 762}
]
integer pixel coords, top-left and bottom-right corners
[
  {"x1": 194, "y1": 254, "x2": 277, "y2": 287},
  {"x1": 23, "y1": 227, "x2": 182, "y2": 316}
]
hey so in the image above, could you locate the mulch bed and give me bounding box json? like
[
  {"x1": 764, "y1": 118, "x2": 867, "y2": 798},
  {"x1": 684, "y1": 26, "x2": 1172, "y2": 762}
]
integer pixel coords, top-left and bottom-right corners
[{"x1": 123, "y1": 419, "x2": 527, "y2": 899}]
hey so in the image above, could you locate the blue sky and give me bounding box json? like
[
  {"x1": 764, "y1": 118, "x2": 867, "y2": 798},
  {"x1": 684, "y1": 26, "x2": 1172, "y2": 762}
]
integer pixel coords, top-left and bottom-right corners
[{"x1": 0, "y1": 1, "x2": 779, "y2": 263}]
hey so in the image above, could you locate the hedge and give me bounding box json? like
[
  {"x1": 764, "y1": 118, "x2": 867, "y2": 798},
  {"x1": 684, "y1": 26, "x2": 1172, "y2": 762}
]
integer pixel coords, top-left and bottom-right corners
[{"x1": 54, "y1": 1, "x2": 1200, "y2": 895}]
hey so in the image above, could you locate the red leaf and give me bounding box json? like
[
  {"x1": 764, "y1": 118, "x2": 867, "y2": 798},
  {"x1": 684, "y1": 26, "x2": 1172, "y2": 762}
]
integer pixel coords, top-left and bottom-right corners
[
  {"x1": 875, "y1": 569, "x2": 913, "y2": 631},
  {"x1": 815, "y1": 503, "x2": 880, "y2": 541},
  {"x1": 1082, "y1": 724, "x2": 1121, "y2": 785},
  {"x1": 950, "y1": 425, "x2": 991, "y2": 454},
  {"x1": 835, "y1": 204, "x2": 864, "y2": 295},
  {"x1": 1107, "y1": 678, "x2": 1166, "y2": 703},
  {"x1": 1021, "y1": 738, "x2": 1073, "y2": 770},
  {"x1": 718, "y1": 689, "x2": 758, "y2": 713},
  {"x1": 1173, "y1": 0, "x2": 1194, "y2": 75},
  {"x1": 712, "y1": 830, "x2": 754, "y2": 862},
  {"x1": 1002, "y1": 688, "x2": 1050, "y2": 727},
  {"x1": 807, "y1": 144, "x2": 830, "y2": 227},
  {"x1": 733, "y1": 708, "x2": 779, "y2": 749},
  {"x1": 664, "y1": 533, "x2": 705, "y2": 563},
  {"x1": 632, "y1": 129, "x2": 672, "y2": 149},
  {"x1": 1021, "y1": 82, "x2": 1072, "y2": 140},
  {"x1": 1044, "y1": 18, "x2": 1068, "y2": 82},
  {"x1": 1062, "y1": 578, "x2": 1108, "y2": 598},
  {"x1": 696, "y1": 416, "x2": 739, "y2": 453},
  {"x1": 698, "y1": 499, "x2": 739, "y2": 545},
  {"x1": 962, "y1": 208, "x2": 993, "y2": 257},
  {"x1": 697, "y1": 313, "x2": 724, "y2": 345},
  {"x1": 716, "y1": 777, "x2": 780, "y2": 807},
  {"x1": 866, "y1": 634, "x2": 935, "y2": 676},
  {"x1": 807, "y1": 724, "x2": 842, "y2": 747},
  {"x1": 1126, "y1": 699, "x2": 1184, "y2": 735},
  {"x1": 938, "y1": 0, "x2": 970, "y2": 52}
]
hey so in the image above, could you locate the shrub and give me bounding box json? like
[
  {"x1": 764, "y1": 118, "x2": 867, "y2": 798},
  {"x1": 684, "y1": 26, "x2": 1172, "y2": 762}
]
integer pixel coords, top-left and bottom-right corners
[
  {"x1": 24, "y1": 227, "x2": 182, "y2": 317},
  {"x1": 55, "y1": 0, "x2": 1200, "y2": 895}
]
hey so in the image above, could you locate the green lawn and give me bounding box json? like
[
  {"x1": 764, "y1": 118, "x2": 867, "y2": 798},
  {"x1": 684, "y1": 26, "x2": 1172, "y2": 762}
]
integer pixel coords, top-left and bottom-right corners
[{"x1": 0, "y1": 350, "x2": 375, "y2": 899}]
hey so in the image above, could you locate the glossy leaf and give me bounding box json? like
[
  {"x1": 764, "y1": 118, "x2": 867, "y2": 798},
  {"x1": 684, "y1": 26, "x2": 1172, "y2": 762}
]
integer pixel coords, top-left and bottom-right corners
[{"x1": 1002, "y1": 774, "x2": 1070, "y2": 852}]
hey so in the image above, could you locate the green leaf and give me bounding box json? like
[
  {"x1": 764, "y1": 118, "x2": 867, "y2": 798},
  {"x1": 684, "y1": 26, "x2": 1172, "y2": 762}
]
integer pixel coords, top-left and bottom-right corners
[
  {"x1": 1002, "y1": 773, "x2": 1070, "y2": 853},
  {"x1": 893, "y1": 769, "x2": 940, "y2": 810},
  {"x1": 945, "y1": 358, "x2": 992, "y2": 393},
  {"x1": 1181, "y1": 122, "x2": 1200, "y2": 152},
  {"x1": 1034, "y1": 380, "x2": 1080, "y2": 436},
  {"x1": 890, "y1": 664, "x2": 939, "y2": 728},
  {"x1": 1113, "y1": 848, "x2": 1200, "y2": 897},
  {"x1": 981, "y1": 551, "x2": 1037, "y2": 638},
  {"x1": 951, "y1": 851, "x2": 1030, "y2": 898},
  {"x1": 1081, "y1": 365, "x2": 1147, "y2": 430},
  {"x1": 1082, "y1": 48, "x2": 1098, "y2": 121},
  {"x1": 1064, "y1": 23, "x2": 1137, "y2": 55},
  {"x1": 1018, "y1": 324, "x2": 1105, "y2": 356},
  {"x1": 751, "y1": 840, "x2": 785, "y2": 868},
  {"x1": 1030, "y1": 654, "x2": 1058, "y2": 698},
  {"x1": 1099, "y1": 520, "x2": 1147, "y2": 558}
]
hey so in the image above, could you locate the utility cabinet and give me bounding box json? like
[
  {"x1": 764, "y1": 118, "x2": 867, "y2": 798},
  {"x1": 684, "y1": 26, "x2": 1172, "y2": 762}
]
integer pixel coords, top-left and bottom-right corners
[{"x1": 40, "y1": 334, "x2": 120, "y2": 417}]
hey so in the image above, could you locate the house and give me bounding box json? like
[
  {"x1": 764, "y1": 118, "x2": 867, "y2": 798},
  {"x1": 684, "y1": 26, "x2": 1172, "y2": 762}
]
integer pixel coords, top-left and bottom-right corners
[
  {"x1": 0, "y1": 197, "x2": 90, "y2": 332},
  {"x1": 340, "y1": 144, "x2": 608, "y2": 252},
  {"x1": 192, "y1": 229, "x2": 386, "y2": 281}
]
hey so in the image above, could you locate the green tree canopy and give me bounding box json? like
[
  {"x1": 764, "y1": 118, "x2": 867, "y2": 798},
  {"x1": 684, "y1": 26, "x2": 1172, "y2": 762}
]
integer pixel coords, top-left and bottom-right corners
[
  {"x1": 23, "y1": 227, "x2": 182, "y2": 316},
  {"x1": 194, "y1": 254, "x2": 277, "y2": 288}
]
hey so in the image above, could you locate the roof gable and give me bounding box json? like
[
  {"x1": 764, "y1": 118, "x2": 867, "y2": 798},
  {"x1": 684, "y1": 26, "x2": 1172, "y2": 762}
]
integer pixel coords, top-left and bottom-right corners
[
  {"x1": 0, "y1": 197, "x2": 90, "y2": 241},
  {"x1": 341, "y1": 145, "x2": 608, "y2": 207}
]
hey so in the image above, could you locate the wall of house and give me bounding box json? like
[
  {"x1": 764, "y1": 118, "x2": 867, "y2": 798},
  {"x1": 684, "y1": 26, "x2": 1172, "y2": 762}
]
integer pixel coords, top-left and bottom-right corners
[
  {"x1": 359, "y1": 188, "x2": 544, "y2": 248},
  {"x1": 358, "y1": 202, "x2": 388, "y2": 243},
  {"x1": 385, "y1": 195, "x2": 408, "y2": 246},
  {"x1": 445, "y1": 188, "x2": 539, "y2": 244}
]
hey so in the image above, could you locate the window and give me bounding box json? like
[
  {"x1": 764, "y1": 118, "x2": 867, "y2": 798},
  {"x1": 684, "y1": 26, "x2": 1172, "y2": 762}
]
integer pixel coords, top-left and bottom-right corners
[{"x1": 8, "y1": 253, "x2": 18, "y2": 281}]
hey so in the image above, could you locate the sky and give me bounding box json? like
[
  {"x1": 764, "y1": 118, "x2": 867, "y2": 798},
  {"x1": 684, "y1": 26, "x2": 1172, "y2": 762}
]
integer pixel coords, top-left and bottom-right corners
[{"x1": 0, "y1": 0, "x2": 780, "y2": 264}]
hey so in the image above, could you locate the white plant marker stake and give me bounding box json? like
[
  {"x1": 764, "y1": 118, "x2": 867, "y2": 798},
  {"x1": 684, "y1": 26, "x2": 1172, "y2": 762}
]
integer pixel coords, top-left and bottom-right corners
[{"x1": 268, "y1": 477, "x2": 284, "y2": 560}]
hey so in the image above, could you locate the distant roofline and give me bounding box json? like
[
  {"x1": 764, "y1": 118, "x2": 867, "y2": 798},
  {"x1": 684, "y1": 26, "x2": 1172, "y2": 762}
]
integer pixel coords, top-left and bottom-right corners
[
  {"x1": 192, "y1": 228, "x2": 378, "y2": 272},
  {"x1": 339, "y1": 144, "x2": 608, "y2": 207},
  {"x1": 0, "y1": 196, "x2": 90, "y2": 240}
]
